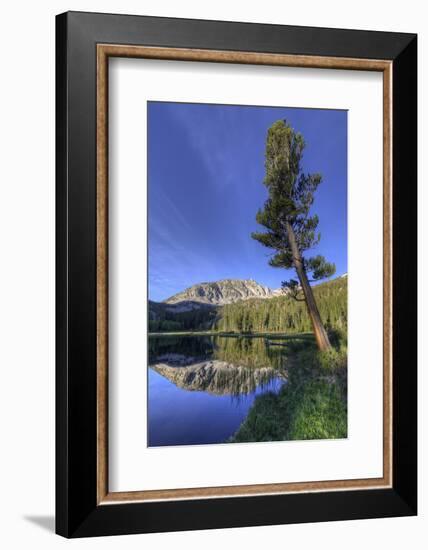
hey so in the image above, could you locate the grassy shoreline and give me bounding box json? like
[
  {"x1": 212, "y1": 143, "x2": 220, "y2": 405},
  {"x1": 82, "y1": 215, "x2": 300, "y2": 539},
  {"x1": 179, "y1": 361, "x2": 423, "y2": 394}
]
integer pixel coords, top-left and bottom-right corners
[
  {"x1": 229, "y1": 333, "x2": 347, "y2": 443},
  {"x1": 149, "y1": 329, "x2": 347, "y2": 444}
]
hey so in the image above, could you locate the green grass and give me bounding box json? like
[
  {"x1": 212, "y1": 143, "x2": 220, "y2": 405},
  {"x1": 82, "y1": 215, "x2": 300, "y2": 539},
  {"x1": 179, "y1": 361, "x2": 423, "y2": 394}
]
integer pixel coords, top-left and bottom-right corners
[
  {"x1": 148, "y1": 327, "x2": 348, "y2": 443},
  {"x1": 230, "y1": 332, "x2": 347, "y2": 443}
]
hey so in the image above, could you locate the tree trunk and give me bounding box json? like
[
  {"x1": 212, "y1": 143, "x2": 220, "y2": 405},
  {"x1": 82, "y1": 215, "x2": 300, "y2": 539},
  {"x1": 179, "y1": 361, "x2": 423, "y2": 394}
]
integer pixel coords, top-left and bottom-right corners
[{"x1": 286, "y1": 221, "x2": 331, "y2": 351}]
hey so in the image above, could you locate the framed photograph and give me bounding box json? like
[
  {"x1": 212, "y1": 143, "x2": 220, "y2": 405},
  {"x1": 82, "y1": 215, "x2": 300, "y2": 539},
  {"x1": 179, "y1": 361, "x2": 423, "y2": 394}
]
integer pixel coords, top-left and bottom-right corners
[{"x1": 56, "y1": 11, "x2": 417, "y2": 537}]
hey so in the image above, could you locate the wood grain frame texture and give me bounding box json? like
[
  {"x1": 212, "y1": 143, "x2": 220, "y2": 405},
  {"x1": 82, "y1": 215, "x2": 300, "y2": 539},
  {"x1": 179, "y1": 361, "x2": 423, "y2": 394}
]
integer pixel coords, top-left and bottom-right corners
[{"x1": 96, "y1": 44, "x2": 393, "y2": 505}]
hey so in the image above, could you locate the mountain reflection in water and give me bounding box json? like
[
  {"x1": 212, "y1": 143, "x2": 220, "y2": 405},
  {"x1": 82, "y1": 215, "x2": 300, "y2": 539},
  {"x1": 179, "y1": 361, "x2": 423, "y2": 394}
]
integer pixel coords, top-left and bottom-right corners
[{"x1": 147, "y1": 334, "x2": 302, "y2": 446}]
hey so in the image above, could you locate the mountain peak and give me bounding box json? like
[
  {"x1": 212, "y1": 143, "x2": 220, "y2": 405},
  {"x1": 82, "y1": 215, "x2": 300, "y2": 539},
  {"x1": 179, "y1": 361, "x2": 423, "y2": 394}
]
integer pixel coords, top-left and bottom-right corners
[{"x1": 164, "y1": 278, "x2": 278, "y2": 306}]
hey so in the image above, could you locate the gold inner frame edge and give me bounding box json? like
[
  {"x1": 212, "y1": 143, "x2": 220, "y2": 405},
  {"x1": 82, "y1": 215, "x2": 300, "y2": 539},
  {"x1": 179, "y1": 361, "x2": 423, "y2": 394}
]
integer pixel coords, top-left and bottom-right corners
[{"x1": 96, "y1": 44, "x2": 393, "y2": 505}]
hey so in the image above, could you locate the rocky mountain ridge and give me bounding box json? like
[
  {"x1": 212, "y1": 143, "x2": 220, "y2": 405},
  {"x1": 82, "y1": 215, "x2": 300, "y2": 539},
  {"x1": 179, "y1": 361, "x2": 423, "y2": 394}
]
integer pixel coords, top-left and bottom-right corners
[
  {"x1": 150, "y1": 360, "x2": 285, "y2": 396},
  {"x1": 164, "y1": 278, "x2": 284, "y2": 306}
]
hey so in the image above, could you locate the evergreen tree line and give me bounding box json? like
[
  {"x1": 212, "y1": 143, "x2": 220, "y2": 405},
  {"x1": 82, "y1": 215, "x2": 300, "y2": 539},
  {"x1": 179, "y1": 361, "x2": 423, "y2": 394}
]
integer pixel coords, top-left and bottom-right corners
[
  {"x1": 214, "y1": 277, "x2": 347, "y2": 334},
  {"x1": 148, "y1": 276, "x2": 347, "y2": 334},
  {"x1": 148, "y1": 304, "x2": 217, "y2": 333}
]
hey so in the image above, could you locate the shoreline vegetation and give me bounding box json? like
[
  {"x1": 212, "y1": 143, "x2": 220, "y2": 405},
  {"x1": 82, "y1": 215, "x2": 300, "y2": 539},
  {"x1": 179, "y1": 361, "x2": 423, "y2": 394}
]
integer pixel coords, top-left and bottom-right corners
[
  {"x1": 149, "y1": 278, "x2": 347, "y2": 444},
  {"x1": 149, "y1": 326, "x2": 347, "y2": 443},
  {"x1": 229, "y1": 329, "x2": 347, "y2": 442},
  {"x1": 149, "y1": 329, "x2": 347, "y2": 443}
]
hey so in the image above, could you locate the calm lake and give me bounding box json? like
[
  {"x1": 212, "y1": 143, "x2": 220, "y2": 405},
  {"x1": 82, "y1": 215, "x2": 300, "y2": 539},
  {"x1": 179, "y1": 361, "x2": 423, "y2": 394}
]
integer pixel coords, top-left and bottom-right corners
[{"x1": 148, "y1": 334, "x2": 294, "y2": 447}]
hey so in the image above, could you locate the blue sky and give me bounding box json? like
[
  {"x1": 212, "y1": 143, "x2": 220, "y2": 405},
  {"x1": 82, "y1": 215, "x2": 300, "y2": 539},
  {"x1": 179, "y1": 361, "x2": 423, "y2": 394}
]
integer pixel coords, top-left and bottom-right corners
[{"x1": 148, "y1": 102, "x2": 347, "y2": 302}]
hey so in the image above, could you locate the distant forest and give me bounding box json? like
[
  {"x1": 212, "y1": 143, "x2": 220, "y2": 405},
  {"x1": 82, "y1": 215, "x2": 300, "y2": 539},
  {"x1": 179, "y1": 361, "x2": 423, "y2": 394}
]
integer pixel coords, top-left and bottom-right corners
[
  {"x1": 149, "y1": 276, "x2": 347, "y2": 335},
  {"x1": 215, "y1": 276, "x2": 347, "y2": 334},
  {"x1": 148, "y1": 304, "x2": 217, "y2": 333}
]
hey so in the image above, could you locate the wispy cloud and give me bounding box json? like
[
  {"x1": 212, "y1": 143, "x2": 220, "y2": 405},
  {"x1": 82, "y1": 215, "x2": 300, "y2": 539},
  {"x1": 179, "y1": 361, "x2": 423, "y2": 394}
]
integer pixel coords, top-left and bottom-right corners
[
  {"x1": 165, "y1": 103, "x2": 258, "y2": 190},
  {"x1": 147, "y1": 103, "x2": 348, "y2": 301}
]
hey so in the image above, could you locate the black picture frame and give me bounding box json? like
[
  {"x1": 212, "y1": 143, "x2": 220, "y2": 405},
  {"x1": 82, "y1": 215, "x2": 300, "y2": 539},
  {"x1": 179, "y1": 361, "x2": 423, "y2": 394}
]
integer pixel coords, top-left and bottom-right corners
[{"x1": 56, "y1": 11, "x2": 417, "y2": 538}]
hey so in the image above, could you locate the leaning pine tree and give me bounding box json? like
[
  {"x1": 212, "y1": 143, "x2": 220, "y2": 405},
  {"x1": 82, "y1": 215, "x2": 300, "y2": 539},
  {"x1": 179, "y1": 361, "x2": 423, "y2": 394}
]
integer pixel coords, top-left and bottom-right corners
[{"x1": 252, "y1": 120, "x2": 336, "y2": 351}]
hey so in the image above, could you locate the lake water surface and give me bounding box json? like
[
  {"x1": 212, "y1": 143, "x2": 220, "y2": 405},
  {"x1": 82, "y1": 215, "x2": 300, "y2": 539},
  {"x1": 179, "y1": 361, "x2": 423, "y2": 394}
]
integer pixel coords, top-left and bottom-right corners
[{"x1": 148, "y1": 334, "x2": 291, "y2": 446}]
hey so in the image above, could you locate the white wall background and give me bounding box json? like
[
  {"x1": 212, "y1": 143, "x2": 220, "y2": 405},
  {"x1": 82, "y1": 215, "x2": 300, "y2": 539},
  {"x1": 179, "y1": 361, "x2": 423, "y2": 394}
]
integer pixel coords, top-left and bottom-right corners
[{"x1": 0, "y1": 1, "x2": 425, "y2": 548}]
